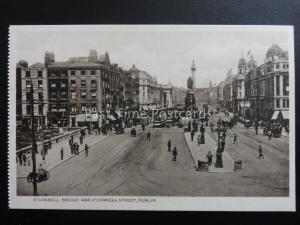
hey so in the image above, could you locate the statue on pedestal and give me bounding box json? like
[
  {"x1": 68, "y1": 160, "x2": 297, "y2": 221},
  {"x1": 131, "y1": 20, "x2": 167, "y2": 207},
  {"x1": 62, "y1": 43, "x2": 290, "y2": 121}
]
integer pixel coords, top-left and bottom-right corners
[{"x1": 185, "y1": 76, "x2": 196, "y2": 110}]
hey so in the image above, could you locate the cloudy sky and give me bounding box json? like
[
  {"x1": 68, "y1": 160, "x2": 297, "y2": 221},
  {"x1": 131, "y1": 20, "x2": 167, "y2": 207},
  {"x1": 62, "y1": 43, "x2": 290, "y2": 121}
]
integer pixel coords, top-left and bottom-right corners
[{"x1": 11, "y1": 25, "x2": 291, "y2": 88}]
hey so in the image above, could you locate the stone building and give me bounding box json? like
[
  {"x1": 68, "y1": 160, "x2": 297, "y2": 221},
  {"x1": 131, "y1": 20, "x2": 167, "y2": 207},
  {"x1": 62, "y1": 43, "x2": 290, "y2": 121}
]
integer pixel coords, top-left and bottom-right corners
[
  {"x1": 244, "y1": 44, "x2": 289, "y2": 125},
  {"x1": 46, "y1": 50, "x2": 128, "y2": 127},
  {"x1": 17, "y1": 61, "x2": 48, "y2": 130}
]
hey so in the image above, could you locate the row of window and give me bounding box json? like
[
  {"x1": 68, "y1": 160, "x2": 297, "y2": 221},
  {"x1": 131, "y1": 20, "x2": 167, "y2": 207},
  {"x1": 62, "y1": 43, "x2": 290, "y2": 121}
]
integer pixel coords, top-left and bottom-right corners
[
  {"x1": 70, "y1": 79, "x2": 97, "y2": 87},
  {"x1": 70, "y1": 70, "x2": 97, "y2": 76},
  {"x1": 71, "y1": 91, "x2": 97, "y2": 99},
  {"x1": 275, "y1": 63, "x2": 289, "y2": 70},
  {"x1": 70, "y1": 105, "x2": 97, "y2": 112},
  {"x1": 25, "y1": 80, "x2": 44, "y2": 88},
  {"x1": 25, "y1": 71, "x2": 43, "y2": 78},
  {"x1": 25, "y1": 104, "x2": 44, "y2": 115},
  {"x1": 25, "y1": 92, "x2": 44, "y2": 101},
  {"x1": 275, "y1": 99, "x2": 289, "y2": 108}
]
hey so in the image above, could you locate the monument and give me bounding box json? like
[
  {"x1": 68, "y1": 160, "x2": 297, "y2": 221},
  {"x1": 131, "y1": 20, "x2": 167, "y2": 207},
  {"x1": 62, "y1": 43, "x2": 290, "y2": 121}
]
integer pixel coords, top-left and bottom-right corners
[{"x1": 185, "y1": 76, "x2": 196, "y2": 110}]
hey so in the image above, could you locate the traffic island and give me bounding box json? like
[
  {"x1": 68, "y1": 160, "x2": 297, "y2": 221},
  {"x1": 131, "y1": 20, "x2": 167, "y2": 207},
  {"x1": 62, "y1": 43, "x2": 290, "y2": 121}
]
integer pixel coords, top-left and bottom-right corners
[{"x1": 184, "y1": 131, "x2": 237, "y2": 173}]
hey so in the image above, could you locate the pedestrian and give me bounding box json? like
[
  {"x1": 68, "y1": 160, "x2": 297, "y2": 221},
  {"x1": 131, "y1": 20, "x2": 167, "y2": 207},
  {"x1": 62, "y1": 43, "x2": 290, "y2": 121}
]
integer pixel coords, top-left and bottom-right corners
[
  {"x1": 258, "y1": 145, "x2": 264, "y2": 159},
  {"x1": 222, "y1": 132, "x2": 226, "y2": 140},
  {"x1": 197, "y1": 134, "x2": 201, "y2": 145},
  {"x1": 147, "y1": 130, "x2": 151, "y2": 141},
  {"x1": 268, "y1": 130, "x2": 272, "y2": 140},
  {"x1": 131, "y1": 127, "x2": 134, "y2": 137},
  {"x1": 233, "y1": 133, "x2": 238, "y2": 144},
  {"x1": 70, "y1": 143, "x2": 74, "y2": 155},
  {"x1": 133, "y1": 127, "x2": 137, "y2": 137},
  {"x1": 69, "y1": 138, "x2": 72, "y2": 147},
  {"x1": 255, "y1": 125, "x2": 258, "y2": 135},
  {"x1": 75, "y1": 143, "x2": 79, "y2": 155},
  {"x1": 142, "y1": 123, "x2": 145, "y2": 131},
  {"x1": 26, "y1": 152, "x2": 31, "y2": 166},
  {"x1": 206, "y1": 151, "x2": 213, "y2": 166},
  {"x1": 98, "y1": 126, "x2": 101, "y2": 135},
  {"x1": 172, "y1": 147, "x2": 178, "y2": 161},
  {"x1": 191, "y1": 129, "x2": 195, "y2": 142},
  {"x1": 48, "y1": 138, "x2": 51, "y2": 149},
  {"x1": 71, "y1": 135, "x2": 73, "y2": 144},
  {"x1": 167, "y1": 139, "x2": 171, "y2": 151},
  {"x1": 80, "y1": 135, "x2": 83, "y2": 145},
  {"x1": 85, "y1": 144, "x2": 89, "y2": 157},
  {"x1": 22, "y1": 153, "x2": 27, "y2": 166},
  {"x1": 18, "y1": 153, "x2": 23, "y2": 166},
  {"x1": 60, "y1": 147, "x2": 64, "y2": 160}
]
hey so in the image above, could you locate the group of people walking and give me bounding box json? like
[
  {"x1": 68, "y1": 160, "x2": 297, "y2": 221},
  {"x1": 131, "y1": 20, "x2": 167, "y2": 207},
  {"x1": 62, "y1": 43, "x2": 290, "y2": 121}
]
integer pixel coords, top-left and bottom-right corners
[{"x1": 17, "y1": 151, "x2": 31, "y2": 166}]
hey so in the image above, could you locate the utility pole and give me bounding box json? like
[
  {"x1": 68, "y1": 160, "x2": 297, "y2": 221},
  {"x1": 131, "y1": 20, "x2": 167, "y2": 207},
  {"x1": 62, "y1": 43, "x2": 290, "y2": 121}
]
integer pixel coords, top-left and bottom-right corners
[
  {"x1": 41, "y1": 101, "x2": 45, "y2": 160},
  {"x1": 255, "y1": 74, "x2": 260, "y2": 135},
  {"x1": 30, "y1": 81, "x2": 38, "y2": 196}
]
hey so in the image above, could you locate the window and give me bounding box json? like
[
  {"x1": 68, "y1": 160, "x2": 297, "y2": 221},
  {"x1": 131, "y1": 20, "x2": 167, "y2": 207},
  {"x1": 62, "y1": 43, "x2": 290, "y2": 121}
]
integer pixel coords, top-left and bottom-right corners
[
  {"x1": 51, "y1": 82, "x2": 56, "y2": 88},
  {"x1": 283, "y1": 64, "x2": 286, "y2": 69},
  {"x1": 61, "y1": 82, "x2": 66, "y2": 88},
  {"x1": 276, "y1": 64, "x2": 280, "y2": 69},
  {"x1": 286, "y1": 64, "x2": 289, "y2": 69},
  {"x1": 26, "y1": 81, "x2": 31, "y2": 88},
  {"x1": 51, "y1": 105, "x2": 57, "y2": 112},
  {"x1": 26, "y1": 92, "x2": 31, "y2": 101},
  {"x1": 71, "y1": 71, "x2": 76, "y2": 75},
  {"x1": 276, "y1": 76, "x2": 280, "y2": 96},
  {"x1": 287, "y1": 99, "x2": 289, "y2": 108},
  {"x1": 38, "y1": 105, "x2": 43, "y2": 115},
  {"x1": 91, "y1": 70, "x2": 96, "y2": 75},
  {"x1": 283, "y1": 99, "x2": 286, "y2": 108},
  {"x1": 81, "y1": 104, "x2": 86, "y2": 112},
  {"x1": 91, "y1": 79, "x2": 97, "y2": 87},
  {"x1": 51, "y1": 92, "x2": 57, "y2": 98},
  {"x1": 91, "y1": 91, "x2": 97, "y2": 99},
  {"x1": 26, "y1": 71, "x2": 31, "y2": 78},
  {"x1": 38, "y1": 71, "x2": 43, "y2": 78},
  {"x1": 61, "y1": 92, "x2": 67, "y2": 99},
  {"x1": 276, "y1": 99, "x2": 280, "y2": 108},
  {"x1": 26, "y1": 105, "x2": 32, "y2": 114},
  {"x1": 71, "y1": 80, "x2": 76, "y2": 87},
  {"x1": 81, "y1": 79, "x2": 86, "y2": 87},
  {"x1": 71, "y1": 105, "x2": 77, "y2": 112},
  {"x1": 81, "y1": 70, "x2": 86, "y2": 75},
  {"x1": 81, "y1": 92, "x2": 86, "y2": 98},
  {"x1": 71, "y1": 91, "x2": 76, "y2": 99},
  {"x1": 38, "y1": 92, "x2": 43, "y2": 101},
  {"x1": 38, "y1": 80, "x2": 43, "y2": 88}
]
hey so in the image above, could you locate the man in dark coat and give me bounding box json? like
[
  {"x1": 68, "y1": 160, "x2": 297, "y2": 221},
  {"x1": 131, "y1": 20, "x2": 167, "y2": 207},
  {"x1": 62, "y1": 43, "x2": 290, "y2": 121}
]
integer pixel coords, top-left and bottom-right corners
[
  {"x1": 172, "y1": 147, "x2": 178, "y2": 161},
  {"x1": 146, "y1": 130, "x2": 151, "y2": 141},
  {"x1": 85, "y1": 144, "x2": 89, "y2": 157},
  {"x1": 167, "y1": 139, "x2": 171, "y2": 151}
]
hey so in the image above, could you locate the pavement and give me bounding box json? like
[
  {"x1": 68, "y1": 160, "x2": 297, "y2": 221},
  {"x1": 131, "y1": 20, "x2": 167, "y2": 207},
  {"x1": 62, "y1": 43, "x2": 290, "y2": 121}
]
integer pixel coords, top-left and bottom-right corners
[
  {"x1": 17, "y1": 120, "x2": 289, "y2": 197},
  {"x1": 17, "y1": 131, "x2": 110, "y2": 178}
]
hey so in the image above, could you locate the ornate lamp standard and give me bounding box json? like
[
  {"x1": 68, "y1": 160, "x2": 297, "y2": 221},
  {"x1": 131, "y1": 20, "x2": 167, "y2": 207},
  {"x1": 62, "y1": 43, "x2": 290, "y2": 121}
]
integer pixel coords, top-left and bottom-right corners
[{"x1": 215, "y1": 124, "x2": 223, "y2": 168}]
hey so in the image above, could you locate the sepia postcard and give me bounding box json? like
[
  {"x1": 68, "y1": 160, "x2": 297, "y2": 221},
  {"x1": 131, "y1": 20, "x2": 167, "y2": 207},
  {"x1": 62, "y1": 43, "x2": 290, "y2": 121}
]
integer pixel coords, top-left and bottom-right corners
[{"x1": 8, "y1": 25, "x2": 295, "y2": 211}]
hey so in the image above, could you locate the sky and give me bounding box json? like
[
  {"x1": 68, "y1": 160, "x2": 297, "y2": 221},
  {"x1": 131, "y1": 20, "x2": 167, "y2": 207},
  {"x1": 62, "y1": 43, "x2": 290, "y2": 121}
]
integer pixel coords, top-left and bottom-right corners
[{"x1": 11, "y1": 25, "x2": 291, "y2": 88}]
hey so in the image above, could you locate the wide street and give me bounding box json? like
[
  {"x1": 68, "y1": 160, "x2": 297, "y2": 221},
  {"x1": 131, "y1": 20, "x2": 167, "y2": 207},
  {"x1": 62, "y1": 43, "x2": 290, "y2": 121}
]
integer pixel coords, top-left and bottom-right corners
[{"x1": 17, "y1": 115, "x2": 289, "y2": 197}]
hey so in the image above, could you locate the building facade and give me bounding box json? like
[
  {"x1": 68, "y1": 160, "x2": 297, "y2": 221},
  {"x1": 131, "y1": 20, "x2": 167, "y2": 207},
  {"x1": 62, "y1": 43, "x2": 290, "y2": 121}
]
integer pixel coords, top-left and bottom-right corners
[
  {"x1": 17, "y1": 61, "x2": 48, "y2": 130},
  {"x1": 244, "y1": 45, "x2": 289, "y2": 125}
]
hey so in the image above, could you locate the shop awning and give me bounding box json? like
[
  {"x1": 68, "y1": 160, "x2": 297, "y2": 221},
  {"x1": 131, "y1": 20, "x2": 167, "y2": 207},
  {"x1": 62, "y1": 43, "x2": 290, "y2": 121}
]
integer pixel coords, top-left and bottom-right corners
[
  {"x1": 107, "y1": 115, "x2": 116, "y2": 121},
  {"x1": 281, "y1": 111, "x2": 289, "y2": 120},
  {"x1": 271, "y1": 111, "x2": 279, "y2": 120}
]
